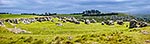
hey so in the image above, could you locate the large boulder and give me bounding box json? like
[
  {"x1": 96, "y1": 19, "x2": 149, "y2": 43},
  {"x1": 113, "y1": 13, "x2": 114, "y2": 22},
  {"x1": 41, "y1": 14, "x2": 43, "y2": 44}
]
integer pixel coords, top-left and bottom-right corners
[
  {"x1": 129, "y1": 19, "x2": 137, "y2": 28},
  {"x1": 90, "y1": 19, "x2": 97, "y2": 23},
  {"x1": 51, "y1": 19, "x2": 55, "y2": 22},
  {"x1": 5, "y1": 19, "x2": 13, "y2": 23},
  {"x1": 116, "y1": 20, "x2": 124, "y2": 25},
  {"x1": 101, "y1": 21, "x2": 105, "y2": 25},
  {"x1": 56, "y1": 23, "x2": 63, "y2": 26},
  {"x1": 22, "y1": 19, "x2": 31, "y2": 24},
  {"x1": 62, "y1": 19, "x2": 67, "y2": 23},
  {"x1": 0, "y1": 21, "x2": 5, "y2": 26},
  {"x1": 109, "y1": 20, "x2": 114, "y2": 25},
  {"x1": 104, "y1": 20, "x2": 114, "y2": 25},
  {"x1": 74, "y1": 21, "x2": 80, "y2": 24},
  {"x1": 29, "y1": 18, "x2": 36, "y2": 23},
  {"x1": 145, "y1": 40, "x2": 150, "y2": 43},
  {"x1": 45, "y1": 17, "x2": 51, "y2": 21},
  {"x1": 6, "y1": 27, "x2": 31, "y2": 34},
  {"x1": 85, "y1": 19, "x2": 90, "y2": 24},
  {"x1": 138, "y1": 22, "x2": 148, "y2": 27},
  {"x1": 13, "y1": 19, "x2": 19, "y2": 24},
  {"x1": 71, "y1": 17, "x2": 77, "y2": 22}
]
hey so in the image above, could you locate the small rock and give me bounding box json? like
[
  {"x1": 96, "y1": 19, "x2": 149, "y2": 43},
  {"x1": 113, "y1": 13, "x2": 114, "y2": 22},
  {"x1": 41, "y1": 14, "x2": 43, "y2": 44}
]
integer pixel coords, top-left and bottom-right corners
[
  {"x1": 92, "y1": 42, "x2": 98, "y2": 44},
  {"x1": 68, "y1": 36, "x2": 73, "y2": 40},
  {"x1": 141, "y1": 30, "x2": 149, "y2": 35},
  {"x1": 145, "y1": 40, "x2": 150, "y2": 43},
  {"x1": 56, "y1": 23, "x2": 63, "y2": 26}
]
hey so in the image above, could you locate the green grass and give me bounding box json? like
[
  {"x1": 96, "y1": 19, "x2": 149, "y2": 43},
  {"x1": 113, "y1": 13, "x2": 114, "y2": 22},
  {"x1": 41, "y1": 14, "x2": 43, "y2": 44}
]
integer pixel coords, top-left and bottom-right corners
[
  {"x1": 0, "y1": 20, "x2": 150, "y2": 44},
  {"x1": 0, "y1": 14, "x2": 36, "y2": 19},
  {"x1": 0, "y1": 14, "x2": 150, "y2": 44}
]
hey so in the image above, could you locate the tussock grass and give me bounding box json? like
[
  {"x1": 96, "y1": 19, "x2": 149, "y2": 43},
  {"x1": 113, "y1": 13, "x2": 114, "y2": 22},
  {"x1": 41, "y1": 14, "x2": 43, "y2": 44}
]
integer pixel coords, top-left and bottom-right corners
[
  {"x1": 0, "y1": 15, "x2": 150, "y2": 44},
  {"x1": 0, "y1": 20, "x2": 150, "y2": 44}
]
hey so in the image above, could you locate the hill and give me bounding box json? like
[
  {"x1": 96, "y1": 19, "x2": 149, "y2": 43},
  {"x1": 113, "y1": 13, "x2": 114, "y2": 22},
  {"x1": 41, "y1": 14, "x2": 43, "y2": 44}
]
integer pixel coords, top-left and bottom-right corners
[{"x1": 0, "y1": 14, "x2": 150, "y2": 44}]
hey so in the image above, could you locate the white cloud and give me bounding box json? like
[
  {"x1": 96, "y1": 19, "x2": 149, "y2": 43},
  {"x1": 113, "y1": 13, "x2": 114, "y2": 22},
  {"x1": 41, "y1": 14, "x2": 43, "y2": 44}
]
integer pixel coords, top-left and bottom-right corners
[
  {"x1": 0, "y1": 0, "x2": 150, "y2": 14},
  {"x1": 114, "y1": 0, "x2": 130, "y2": 2}
]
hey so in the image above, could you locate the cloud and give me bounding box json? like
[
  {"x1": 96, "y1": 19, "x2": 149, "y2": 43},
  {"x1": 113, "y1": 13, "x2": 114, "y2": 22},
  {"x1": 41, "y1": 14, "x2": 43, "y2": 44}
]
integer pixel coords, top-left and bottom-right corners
[
  {"x1": 0, "y1": 0, "x2": 3, "y2": 5},
  {"x1": 0, "y1": 0, "x2": 150, "y2": 14},
  {"x1": 0, "y1": 0, "x2": 7, "y2": 5}
]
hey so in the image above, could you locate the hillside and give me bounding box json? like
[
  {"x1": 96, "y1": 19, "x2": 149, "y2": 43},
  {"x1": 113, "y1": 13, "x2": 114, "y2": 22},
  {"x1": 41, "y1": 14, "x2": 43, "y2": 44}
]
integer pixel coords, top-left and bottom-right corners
[
  {"x1": 0, "y1": 14, "x2": 37, "y2": 19},
  {"x1": 0, "y1": 14, "x2": 150, "y2": 44}
]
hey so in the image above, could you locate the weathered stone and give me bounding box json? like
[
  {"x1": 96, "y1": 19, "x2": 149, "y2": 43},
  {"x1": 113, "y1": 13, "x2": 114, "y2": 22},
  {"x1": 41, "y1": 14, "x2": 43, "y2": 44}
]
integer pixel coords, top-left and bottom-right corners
[
  {"x1": 68, "y1": 36, "x2": 73, "y2": 40},
  {"x1": 51, "y1": 19, "x2": 55, "y2": 22},
  {"x1": 138, "y1": 22, "x2": 148, "y2": 27},
  {"x1": 116, "y1": 20, "x2": 124, "y2": 25},
  {"x1": 0, "y1": 21, "x2": 5, "y2": 26},
  {"x1": 74, "y1": 21, "x2": 80, "y2": 24},
  {"x1": 129, "y1": 19, "x2": 137, "y2": 28},
  {"x1": 6, "y1": 27, "x2": 31, "y2": 34},
  {"x1": 56, "y1": 23, "x2": 63, "y2": 26},
  {"x1": 85, "y1": 19, "x2": 90, "y2": 24},
  {"x1": 141, "y1": 30, "x2": 149, "y2": 35},
  {"x1": 90, "y1": 19, "x2": 97, "y2": 23},
  {"x1": 23, "y1": 20, "x2": 31, "y2": 24},
  {"x1": 145, "y1": 40, "x2": 150, "y2": 43},
  {"x1": 104, "y1": 20, "x2": 114, "y2": 25},
  {"x1": 62, "y1": 20, "x2": 67, "y2": 23},
  {"x1": 5, "y1": 19, "x2": 12, "y2": 23},
  {"x1": 101, "y1": 22, "x2": 105, "y2": 25},
  {"x1": 13, "y1": 19, "x2": 19, "y2": 24}
]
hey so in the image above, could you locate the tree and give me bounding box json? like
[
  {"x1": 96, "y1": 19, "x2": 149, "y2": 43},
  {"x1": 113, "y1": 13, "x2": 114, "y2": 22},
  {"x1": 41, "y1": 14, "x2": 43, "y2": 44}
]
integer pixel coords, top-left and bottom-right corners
[{"x1": 83, "y1": 10, "x2": 101, "y2": 16}]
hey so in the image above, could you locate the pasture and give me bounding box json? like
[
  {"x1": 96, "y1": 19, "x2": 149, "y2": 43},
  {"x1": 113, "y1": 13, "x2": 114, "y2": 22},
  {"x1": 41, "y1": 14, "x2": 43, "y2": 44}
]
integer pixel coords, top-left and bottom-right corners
[
  {"x1": 0, "y1": 14, "x2": 37, "y2": 19},
  {"x1": 0, "y1": 14, "x2": 150, "y2": 44}
]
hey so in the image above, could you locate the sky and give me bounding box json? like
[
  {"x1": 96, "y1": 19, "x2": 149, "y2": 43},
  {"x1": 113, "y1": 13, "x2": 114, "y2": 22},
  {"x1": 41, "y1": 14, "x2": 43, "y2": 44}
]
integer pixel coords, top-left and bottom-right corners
[{"x1": 0, "y1": 0, "x2": 150, "y2": 14}]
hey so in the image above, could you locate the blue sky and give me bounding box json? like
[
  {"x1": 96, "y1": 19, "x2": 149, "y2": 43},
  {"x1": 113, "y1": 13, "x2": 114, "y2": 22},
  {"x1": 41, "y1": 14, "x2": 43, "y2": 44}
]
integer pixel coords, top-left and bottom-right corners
[{"x1": 0, "y1": 0, "x2": 150, "y2": 14}]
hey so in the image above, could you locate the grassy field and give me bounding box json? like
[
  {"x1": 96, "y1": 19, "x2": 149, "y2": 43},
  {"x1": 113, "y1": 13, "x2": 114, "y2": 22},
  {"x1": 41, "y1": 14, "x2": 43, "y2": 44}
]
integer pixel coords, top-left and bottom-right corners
[
  {"x1": 0, "y1": 14, "x2": 37, "y2": 19},
  {"x1": 0, "y1": 14, "x2": 150, "y2": 44}
]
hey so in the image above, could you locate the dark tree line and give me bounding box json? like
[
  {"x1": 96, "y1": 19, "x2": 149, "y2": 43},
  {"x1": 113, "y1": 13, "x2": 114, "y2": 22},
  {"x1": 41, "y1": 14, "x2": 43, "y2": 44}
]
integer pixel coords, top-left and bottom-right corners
[
  {"x1": 83, "y1": 10, "x2": 101, "y2": 15},
  {"x1": 0, "y1": 12, "x2": 12, "y2": 14},
  {"x1": 82, "y1": 10, "x2": 118, "y2": 16}
]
